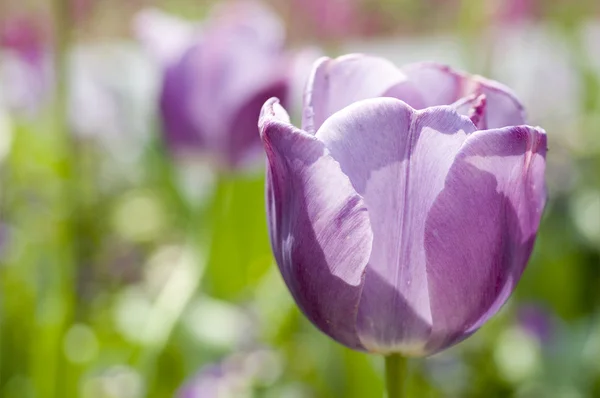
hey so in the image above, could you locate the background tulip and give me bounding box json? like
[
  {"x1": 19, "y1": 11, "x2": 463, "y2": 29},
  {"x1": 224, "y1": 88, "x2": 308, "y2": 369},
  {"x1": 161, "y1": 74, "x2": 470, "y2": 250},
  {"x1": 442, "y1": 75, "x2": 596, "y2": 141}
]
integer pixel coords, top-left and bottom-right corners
[
  {"x1": 260, "y1": 54, "x2": 547, "y2": 357},
  {"x1": 138, "y1": 1, "x2": 291, "y2": 170}
]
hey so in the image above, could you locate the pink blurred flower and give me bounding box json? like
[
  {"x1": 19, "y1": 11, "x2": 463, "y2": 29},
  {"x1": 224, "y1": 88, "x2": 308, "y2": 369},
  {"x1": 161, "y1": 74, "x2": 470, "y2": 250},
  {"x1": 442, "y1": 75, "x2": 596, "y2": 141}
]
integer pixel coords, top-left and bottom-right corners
[
  {"x1": 491, "y1": 0, "x2": 541, "y2": 24},
  {"x1": 0, "y1": 15, "x2": 52, "y2": 113}
]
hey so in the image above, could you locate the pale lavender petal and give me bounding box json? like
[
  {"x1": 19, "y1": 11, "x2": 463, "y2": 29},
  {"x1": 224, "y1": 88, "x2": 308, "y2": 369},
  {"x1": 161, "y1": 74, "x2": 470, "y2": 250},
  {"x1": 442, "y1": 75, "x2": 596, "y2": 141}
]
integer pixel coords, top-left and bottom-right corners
[
  {"x1": 260, "y1": 98, "x2": 372, "y2": 349},
  {"x1": 316, "y1": 98, "x2": 477, "y2": 354},
  {"x1": 399, "y1": 62, "x2": 467, "y2": 107},
  {"x1": 451, "y1": 93, "x2": 487, "y2": 129},
  {"x1": 477, "y1": 76, "x2": 527, "y2": 128},
  {"x1": 424, "y1": 125, "x2": 547, "y2": 353},
  {"x1": 289, "y1": 46, "x2": 323, "y2": 117},
  {"x1": 303, "y1": 54, "x2": 406, "y2": 133},
  {"x1": 393, "y1": 62, "x2": 526, "y2": 128}
]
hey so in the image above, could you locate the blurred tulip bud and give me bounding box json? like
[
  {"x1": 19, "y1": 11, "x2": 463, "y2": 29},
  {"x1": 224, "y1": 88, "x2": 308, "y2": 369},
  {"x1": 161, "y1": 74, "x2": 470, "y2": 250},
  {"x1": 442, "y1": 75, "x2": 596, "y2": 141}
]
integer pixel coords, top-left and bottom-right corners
[{"x1": 136, "y1": 1, "x2": 292, "y2": 171}]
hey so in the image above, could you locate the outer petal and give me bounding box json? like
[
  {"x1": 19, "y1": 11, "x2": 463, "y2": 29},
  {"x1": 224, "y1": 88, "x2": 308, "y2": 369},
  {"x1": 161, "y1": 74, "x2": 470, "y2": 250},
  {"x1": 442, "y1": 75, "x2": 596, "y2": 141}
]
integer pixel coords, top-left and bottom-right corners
[
  {"x1": 424, "y1": 125, "x2": 547, "y2": 353},
  {"x1": 315, "y1": 98, "x2": 478, "y2": 354},
  {"x1": 476, "y1": 75, "x2": 527, "y2": 128},
  {"x1": 390, "y1": 62, "x2": 527, "y2": 128},
  {"x1": 303, "y1": 54, "x2": 406, "y2": 133},
  {"x1": 260, "y1": 98, "x2": 373, "y2": 349}
]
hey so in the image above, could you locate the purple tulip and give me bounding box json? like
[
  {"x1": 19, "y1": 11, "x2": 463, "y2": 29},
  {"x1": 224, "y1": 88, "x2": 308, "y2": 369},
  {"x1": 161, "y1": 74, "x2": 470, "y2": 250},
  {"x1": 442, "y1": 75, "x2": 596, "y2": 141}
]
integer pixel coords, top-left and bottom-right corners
[
  {"x1": 259, "y1": 54, "x2": 547, "y2": 356},
  {"x1": 141, "y1": 1, "x2": 290, "y2": 170}
]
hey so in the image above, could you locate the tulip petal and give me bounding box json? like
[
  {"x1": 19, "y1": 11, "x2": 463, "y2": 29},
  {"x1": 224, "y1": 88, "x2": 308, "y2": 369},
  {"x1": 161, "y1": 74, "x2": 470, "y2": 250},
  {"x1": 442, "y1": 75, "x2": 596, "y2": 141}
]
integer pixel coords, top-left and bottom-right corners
[
  {"x1": 477, "y1": 76, "x2": 527, "y2": 128},
  {"x1": 260, "y1": 98, "x2": 373, "y2": 349},
  {"x1": 424, "y1": 125, "x2": 547, "y2": 353},
  {"x1": 159, "y1": 48, "x2": 205, "y2": 152},
  {"x1": 399, "y1": 62, "x2": 469, "y2": 106},
  {"x1": 391, "y1": 62, "x2": 526, "y2": 128},
  {"x1": 316, "y1": 98, "x2": 478, "y2": 354},
  {"x1": 451, "y1": 93, "x2": 488, "y2": 129},
  {"x1": 303, "y1": 54, "x2": 406, "y2": 133}
]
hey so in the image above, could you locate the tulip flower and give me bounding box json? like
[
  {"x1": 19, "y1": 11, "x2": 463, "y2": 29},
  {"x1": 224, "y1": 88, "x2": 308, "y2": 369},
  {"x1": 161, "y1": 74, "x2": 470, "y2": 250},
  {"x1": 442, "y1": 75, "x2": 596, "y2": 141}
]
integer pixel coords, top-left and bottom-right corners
[
  {"x1": 137, "y1": 1, "x2": 290, "y2": 170},
  {"x1": 259, "y1": 54, "x2": 547, "y2": 359}
]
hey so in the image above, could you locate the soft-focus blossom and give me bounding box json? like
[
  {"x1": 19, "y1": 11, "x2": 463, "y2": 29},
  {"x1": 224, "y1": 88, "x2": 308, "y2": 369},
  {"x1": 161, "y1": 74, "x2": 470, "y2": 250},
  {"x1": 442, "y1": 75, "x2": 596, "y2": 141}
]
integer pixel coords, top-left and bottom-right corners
[
  {"x1": 133, "y1": 7, "x2": 197, "y2": 68},
  {"x1": 259, "y1": 54, "x2": 547, "y2": 356},
  {"x1": 517, "y1": 303, "x2": 554, "y2": 344},
  {"x1": 136, "y1": 1, "x2": 291, "y2": 170},
  {"x1": 69, "y1": 42, "x2": 156, "y2": 163},
  {"x1": 178, "y1": 348, "x2": 282, "y2": 398},
  {"x1": 0, "y1": 15, "x2": 154, "y2": 162},
  {"x1": 285, "y1": 0, "x2": 394, "y2": 41},
  {"x1": 489, "y1": 0, "x2": 541, "y2": 24},
  {"x1": 289, "y1": 0, "x2": 362, "y2": 40},
  {"x1": 0, "y1": 15, "x2": 52, "y2": 114}
]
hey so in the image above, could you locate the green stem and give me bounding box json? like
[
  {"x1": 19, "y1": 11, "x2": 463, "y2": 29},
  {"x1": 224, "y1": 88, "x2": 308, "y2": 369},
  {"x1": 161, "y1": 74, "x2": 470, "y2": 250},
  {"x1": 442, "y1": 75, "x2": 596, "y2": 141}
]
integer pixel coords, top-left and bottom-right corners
[
  {"x1": 51, "y1": 1, "x2": 80, "y2": 397},
  {"x1": 385, "y1": 354, "x2": 408, "y2": 398}
]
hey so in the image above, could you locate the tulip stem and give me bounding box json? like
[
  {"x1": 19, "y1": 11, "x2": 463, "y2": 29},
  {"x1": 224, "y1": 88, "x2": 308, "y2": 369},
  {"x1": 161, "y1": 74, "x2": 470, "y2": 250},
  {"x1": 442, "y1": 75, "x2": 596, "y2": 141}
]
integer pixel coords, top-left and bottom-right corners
[{"x1": 385, "y1": 354, "x2": 408, "y2": 398}]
